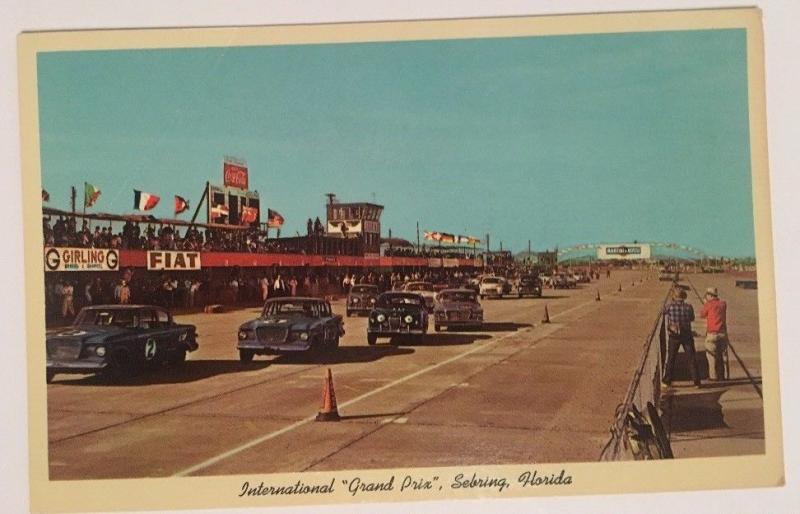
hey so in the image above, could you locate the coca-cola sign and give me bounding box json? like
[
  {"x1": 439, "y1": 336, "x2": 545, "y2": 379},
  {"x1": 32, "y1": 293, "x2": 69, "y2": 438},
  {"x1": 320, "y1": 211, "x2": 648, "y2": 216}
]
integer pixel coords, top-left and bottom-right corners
[{"x1": 223, "y1": 159, "x2": 248, "y2": 190}]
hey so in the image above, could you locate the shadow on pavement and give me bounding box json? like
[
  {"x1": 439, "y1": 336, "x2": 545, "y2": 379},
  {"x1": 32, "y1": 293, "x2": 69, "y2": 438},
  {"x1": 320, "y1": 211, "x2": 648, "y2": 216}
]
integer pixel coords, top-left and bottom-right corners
[
  {"x1": 662, "y1": 389, "x2": 727, "y2": 432},
  {"x1": 339, "y1": 412, "x2": 406, "y2": 421},
  {"x1": 276, "y1": 345, "x2": 414, "y2": 365},
  {"x1": 478, "y1": 322, "x2": 533, "y2": 332},
  {"x1": 52, "y1": 359, "x2": 271, "y2": 386},
  {"x1": 392, "y1": 333, "x2": 492, "y2": 347}
]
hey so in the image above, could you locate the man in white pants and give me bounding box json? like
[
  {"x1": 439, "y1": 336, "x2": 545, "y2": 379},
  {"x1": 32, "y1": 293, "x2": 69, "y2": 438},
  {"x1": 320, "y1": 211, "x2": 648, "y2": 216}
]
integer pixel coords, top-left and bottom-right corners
[{"x1": 699, "y1": 287, "x2": 729, "y2": 381}]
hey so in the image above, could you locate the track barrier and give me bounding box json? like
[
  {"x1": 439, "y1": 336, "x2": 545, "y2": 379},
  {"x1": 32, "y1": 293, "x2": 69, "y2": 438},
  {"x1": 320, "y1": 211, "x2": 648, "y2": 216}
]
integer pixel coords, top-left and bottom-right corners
[{"x1": 599, "y1": 288, "x2": 672, "y2": 461}]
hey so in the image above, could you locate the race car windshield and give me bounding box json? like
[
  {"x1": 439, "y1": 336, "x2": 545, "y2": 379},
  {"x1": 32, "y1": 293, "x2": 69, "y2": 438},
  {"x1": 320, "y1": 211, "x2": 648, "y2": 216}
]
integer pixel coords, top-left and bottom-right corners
[
  {"x1": 438, "y1": 292, "x2": 477, "y2": 303},
  {"x1": 377, "y1": 295, "x2": 423, "y2": 308},
  {"x1": 405, "y1": 283, "x2": 433, "y2": 291},
  {"x1": 263, "y1": 302, "x2": 319, "y2": 318},
  {"x1": 482, "y1": 278, "x2": 502, "y2": 284},
  {"x1": 351, "y1": 285, "x2": 377, "y2": 294},
  {"x1": 74, "y1": 309, "x2": 137, "y2": 328}
]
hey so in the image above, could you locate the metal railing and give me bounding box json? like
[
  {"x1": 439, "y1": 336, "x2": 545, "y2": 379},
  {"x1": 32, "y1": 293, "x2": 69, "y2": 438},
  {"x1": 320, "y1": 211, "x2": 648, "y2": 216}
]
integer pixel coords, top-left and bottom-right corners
[{"x1": 599, "y1": 287, "x2": 672, "y2": 461}]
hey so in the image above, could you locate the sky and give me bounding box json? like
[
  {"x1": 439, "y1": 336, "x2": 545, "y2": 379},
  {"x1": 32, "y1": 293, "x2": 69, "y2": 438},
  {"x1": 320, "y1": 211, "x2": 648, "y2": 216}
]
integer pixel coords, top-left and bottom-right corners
[{"x1": 37, "y1": 28, "x2": 754, "y2": 257}]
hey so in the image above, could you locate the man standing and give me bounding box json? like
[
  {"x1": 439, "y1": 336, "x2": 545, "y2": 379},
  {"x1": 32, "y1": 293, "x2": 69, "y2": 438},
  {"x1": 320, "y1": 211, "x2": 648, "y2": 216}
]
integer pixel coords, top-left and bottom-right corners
[
  {"x1": 259, "y1": 274, "x2": 270, "y2": 302},
  {"x1": 62, "y1": 281, "x2": 75, "y2": 319},
  {"x1": 662, "y1": 288, "x2": 701, "y2": 388},
  {"x1": 700, "y1": 287, "x2": 728, "y2": 381}
]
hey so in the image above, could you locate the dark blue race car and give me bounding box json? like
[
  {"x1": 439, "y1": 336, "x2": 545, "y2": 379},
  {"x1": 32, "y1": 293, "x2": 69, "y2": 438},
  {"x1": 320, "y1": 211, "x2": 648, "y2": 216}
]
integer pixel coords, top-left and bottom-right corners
[{"x1": 46, "y1": 305, "x2": 198, "y2": 382}]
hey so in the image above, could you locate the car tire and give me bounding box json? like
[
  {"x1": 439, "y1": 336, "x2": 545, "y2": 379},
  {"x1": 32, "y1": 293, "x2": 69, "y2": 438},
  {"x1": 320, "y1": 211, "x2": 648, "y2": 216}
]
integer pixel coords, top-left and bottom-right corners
[
  {"x1": 434, "y1": 324, "x2": 441, "y2": 332},
  {"x1": 346, "y1": 310, "x2": 352, "y2": 317},
  {"x1": 518, "y1": 293, "x2": 523, "y2": 298},
  {"x1": 239, "y1": 349, "x2": 255, "y2": 362},
  {"x1": 367, "y1": 334, "x2": 377, "y2": 346},
  {"x1": 416, "y1": 334, "x2": 425, "y2": 345},
  {"x1": 480, "y1": 294, "x2": 485, "y2": 300},
  {"x1": 104, "y1": 349, "x2": 133, "y2": 382},
  {"x1": 167, "y1": 350, "x2": 187, "y2": 365},
  {"x1": 46, "y1": 370, "x2": 54, "y2": 384}
]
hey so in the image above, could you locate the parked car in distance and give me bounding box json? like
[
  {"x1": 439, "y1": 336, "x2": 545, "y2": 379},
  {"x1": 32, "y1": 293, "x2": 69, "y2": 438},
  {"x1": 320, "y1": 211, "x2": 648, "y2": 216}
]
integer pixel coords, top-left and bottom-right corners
[
  {"x1": 403, "y1": 281, "x2": 436, "y2": 311},
  {"x1": 479, "y1": 276, "x2": 506, "y2": 299},
  {"x1": 659, "y1": 269, "x2": 680, "y2": 281},
  {"x1": 433, "y1": 289, "x2": 483, "y2": 331},
  {"x1": 237, "y1": 297, "x2": 344, "y2": 361},
  {"x1": 516, "y1": 274, "x2": 543, "y2": 298},
  {"x1": 367, "y1": 292, "x2": 429, "y2": 345},
  {"x1": 46, "y1": 305, "x2": 198, "y2": 383},
  {"x1": 346, "y1": 284, "x2": 379, "y2": 317}
]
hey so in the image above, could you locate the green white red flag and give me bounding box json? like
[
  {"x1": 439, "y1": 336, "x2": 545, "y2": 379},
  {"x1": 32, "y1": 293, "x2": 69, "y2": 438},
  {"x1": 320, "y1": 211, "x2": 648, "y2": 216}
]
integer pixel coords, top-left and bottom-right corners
[
  {"x1": 84, "y1": 183, "x2": 101, "y2": 207},
  {"x1": 133, "y1": 190, "x2": 160, "y2": 211}
]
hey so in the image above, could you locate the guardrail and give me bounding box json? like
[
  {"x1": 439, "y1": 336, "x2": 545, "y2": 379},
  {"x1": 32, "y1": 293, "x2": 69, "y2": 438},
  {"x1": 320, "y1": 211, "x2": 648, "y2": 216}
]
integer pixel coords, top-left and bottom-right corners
[{"x1": 599, "y1": 287, "x2": 673, "y2": 461}]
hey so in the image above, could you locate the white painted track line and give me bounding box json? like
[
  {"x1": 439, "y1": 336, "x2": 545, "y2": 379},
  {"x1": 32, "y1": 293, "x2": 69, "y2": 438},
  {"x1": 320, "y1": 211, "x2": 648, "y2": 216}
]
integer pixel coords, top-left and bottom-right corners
[{"x1": 173, "y1": 296, "x2": 599, "y2": 477}]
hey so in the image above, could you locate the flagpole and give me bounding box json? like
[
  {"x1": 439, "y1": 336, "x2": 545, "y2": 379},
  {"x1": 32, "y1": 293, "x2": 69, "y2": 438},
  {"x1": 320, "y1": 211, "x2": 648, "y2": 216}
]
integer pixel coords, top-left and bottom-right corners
[{"x1": 190, "y1": 181, "x2": 209, "y2": 226}]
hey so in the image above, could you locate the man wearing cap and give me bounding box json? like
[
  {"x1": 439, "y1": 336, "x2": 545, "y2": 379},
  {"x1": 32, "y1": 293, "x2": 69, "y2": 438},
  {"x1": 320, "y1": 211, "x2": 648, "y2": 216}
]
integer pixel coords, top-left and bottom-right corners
[
  {"x1": 662, "y1": 288, "x2": 701, "y2": 387},
  {"x1": 700, "y1": 287, "x2": 728, "y2": 381}
]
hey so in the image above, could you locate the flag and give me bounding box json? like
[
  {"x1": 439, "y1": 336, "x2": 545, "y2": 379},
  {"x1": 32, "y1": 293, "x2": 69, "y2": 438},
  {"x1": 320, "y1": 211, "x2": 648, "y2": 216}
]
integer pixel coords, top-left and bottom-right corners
[
  {"x1": 174, "y1": 195, "x2": 189, "y2": 215},
  {"x1": 457, "y1": 235, "x2": 471, "y2": 244},
  {"x1": 84, "y1": 183, "x2": 101, "y2": 207},
  {"x1": 133, "y1": 190, "x2": 160, "y2": 211},
  {"x1": 211, "y1": 203, "x2": 229, "y2": 218},
  {"x1": 424, "y1": 231, "x2": 442, "y2": 241},
  {"x1": 440, "y1": 233, "x2": 455, "y2": 243},
  {"x1": 41, "y1": 189, "x2": 50, "y2": 202},
  {"x1": 267, "y1": 209, "x2": 284, "y2": 228},
  {"x1": 241, "y1": 205, "x2": 258, "y2": 224},
  {"x1": 467, "y1": 236, "x2": 482, "y2": 245}
]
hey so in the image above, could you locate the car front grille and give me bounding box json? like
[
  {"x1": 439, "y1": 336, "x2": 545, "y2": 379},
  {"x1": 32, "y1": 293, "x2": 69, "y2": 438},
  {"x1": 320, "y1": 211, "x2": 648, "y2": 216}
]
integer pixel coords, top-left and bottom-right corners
[
  {"x1": 47, "y1": 340, "x2": 81, "y2": 360},
  {"x1": 256, "y1": 326, "x2": 288, "y2": 344}
]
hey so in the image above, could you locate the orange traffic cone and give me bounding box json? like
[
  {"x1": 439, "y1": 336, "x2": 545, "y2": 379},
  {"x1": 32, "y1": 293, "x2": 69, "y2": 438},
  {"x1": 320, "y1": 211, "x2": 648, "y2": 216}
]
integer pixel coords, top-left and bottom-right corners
[
  {"x1": 316, "y1": 368, "x2": 341, "y2": 422},
  {"x1": 595, "y1": 290, "x2": 601, "y2": 301},
  {"x1": 542, "y1": 305, "x2": 551, "y2": 323}
]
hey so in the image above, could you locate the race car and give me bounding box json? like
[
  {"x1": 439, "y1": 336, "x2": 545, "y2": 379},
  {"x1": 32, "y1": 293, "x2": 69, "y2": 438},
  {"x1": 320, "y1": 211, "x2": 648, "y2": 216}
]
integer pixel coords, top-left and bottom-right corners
[{"x1": 367, "y1": 292, "x2": 429, "y2": 345}]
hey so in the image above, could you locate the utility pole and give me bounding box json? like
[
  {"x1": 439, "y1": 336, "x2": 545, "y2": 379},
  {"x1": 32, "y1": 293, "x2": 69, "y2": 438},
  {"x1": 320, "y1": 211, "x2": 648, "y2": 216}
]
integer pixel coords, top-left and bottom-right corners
[
  {"x1": 486, "y1": 233, "x2": 490, "y2": 253},
  {"x1": 416, "y1": 221, "x2": 420, "y2": 252},
  {"x1": 70, "y1": 186, "x2": 76, "y2": 213},
  {"x1": 528, "y1": 239, "x2": 531, "y2": 254}
]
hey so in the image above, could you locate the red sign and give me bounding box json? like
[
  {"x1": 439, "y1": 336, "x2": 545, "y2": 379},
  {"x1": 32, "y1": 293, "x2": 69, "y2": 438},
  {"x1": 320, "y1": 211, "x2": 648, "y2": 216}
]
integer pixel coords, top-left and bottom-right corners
[{"x1": 223, "y1": 161, "x2": 249, "y2": 190}]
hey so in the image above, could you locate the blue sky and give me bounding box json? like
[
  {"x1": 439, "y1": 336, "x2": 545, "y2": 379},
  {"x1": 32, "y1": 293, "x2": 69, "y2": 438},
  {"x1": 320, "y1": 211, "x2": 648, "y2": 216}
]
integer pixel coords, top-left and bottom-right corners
[{"x1": 37, "y1": 29, "x2": 754, "y2": 256}]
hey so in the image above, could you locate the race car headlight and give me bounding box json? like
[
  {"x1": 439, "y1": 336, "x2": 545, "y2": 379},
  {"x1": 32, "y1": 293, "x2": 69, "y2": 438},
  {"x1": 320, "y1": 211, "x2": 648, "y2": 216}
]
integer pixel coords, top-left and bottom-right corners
[
  {"x1": 404, "y1": 315, "x2": 414, "y2": 324},
  {"x1": 370, "y1": 297, "x2": 376, "y2": 303},
  {"x1": 95, "y1": 346, "x2": 106, "y2": 357},
  {"x1": 238, "y1": 330, "x2": 249, "y2": 340},
  {"x1": 376, "y1": 314, "x2": 386, "y2": 323},
  {"x1": 299, "y1": 332, "x2": 309, "y2": 341},
  {"x1": 352, "y1": 297, "x2": 360, "y2": 303}
]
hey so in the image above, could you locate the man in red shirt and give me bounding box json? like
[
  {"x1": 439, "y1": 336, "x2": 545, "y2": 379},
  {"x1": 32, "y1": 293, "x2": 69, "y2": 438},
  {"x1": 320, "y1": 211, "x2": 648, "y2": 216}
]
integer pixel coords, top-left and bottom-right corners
[{"x1": 699, "y1": 287, "x2": 728, "y2": 381}]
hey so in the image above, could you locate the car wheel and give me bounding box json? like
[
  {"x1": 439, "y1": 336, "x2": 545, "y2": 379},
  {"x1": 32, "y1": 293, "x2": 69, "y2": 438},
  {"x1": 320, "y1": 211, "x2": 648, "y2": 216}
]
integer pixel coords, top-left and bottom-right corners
[
  {"x1": 518, "y1": 293, "x2": 523, "y2": 298},
  {"x1": 346, "y1": 310, "x2": 352, "y2": 317},
  {"x1": 329, "y1": 334, "x2": 340, "y2": 351},
  {"x1": 434, "y1": 324, "x2": 441, "y2": 332},
  {"x1": 367, "y1": 334, "x2": 377, "y2": 346},
  {"x1": 416, "y1": 334, "x2": 425, "y2": 345},
  {"x1": 239, "y1": 349, "x2": 255, "y2": 362},
  {"x1": 480, "y1": 294, "x2": 485, "y2": 300},
  {"x1": 46, "y1": 370, "x2": 54, "y2": 384},
  {"x1": 104, "y1": 349, "x2": 133, "y2": 382},
  {"x1": 167, "y1": 350, "x2": 187, "y2": 365}
]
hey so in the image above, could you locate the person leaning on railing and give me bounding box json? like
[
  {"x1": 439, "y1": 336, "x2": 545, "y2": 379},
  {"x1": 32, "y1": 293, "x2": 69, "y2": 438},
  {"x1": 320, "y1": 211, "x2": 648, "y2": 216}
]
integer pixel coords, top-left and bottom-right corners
[{"x1": 661, "y1": 288, "x2": 701, "y2": 388}]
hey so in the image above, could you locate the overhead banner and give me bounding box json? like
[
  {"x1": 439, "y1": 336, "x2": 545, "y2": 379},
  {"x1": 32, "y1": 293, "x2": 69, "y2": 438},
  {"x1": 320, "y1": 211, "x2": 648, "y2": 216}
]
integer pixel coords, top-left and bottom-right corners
[
  {"x1": 147, "y1": 251, "x2": 201, "y2": 271},
  {"x1": 44, "y1": 247, "x2": 119, "y2": 272},
  {"x1": 597, "y1": 244, "x2": 652, "y2": 260},
  {"x1": 223, "y1": 157, "x2": 249, "y2": 190}
]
